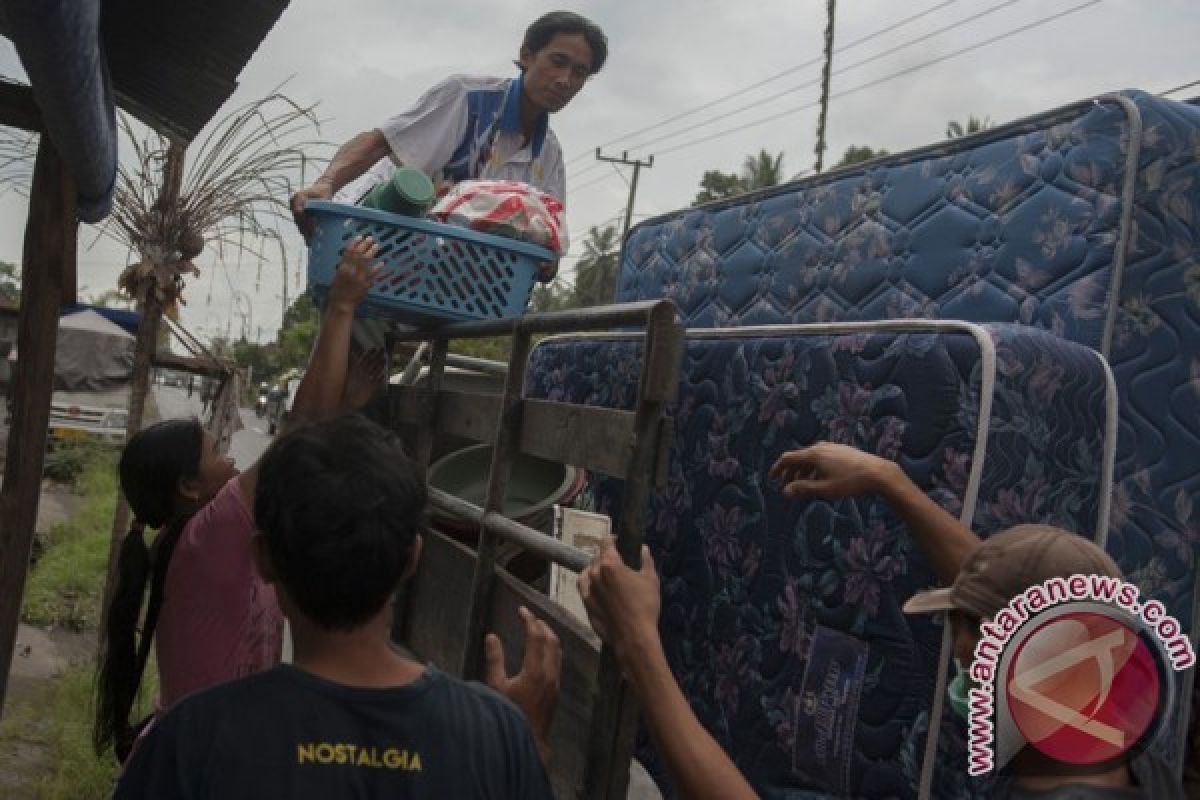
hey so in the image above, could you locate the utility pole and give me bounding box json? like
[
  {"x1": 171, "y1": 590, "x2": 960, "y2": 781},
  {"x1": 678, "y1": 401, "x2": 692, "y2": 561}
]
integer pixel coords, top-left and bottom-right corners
[
  {"x1": 813, "y1": 0, "x2": 837, "y2": 174},
  {"x1": 595, "y1": 149, "x2": 654, "y2": 238}
]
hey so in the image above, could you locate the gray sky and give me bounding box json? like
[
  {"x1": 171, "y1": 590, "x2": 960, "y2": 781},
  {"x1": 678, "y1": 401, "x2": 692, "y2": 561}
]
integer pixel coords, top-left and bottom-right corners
[{"x1": 0, "y1": 0, "x2": 1196, "y2": 343}]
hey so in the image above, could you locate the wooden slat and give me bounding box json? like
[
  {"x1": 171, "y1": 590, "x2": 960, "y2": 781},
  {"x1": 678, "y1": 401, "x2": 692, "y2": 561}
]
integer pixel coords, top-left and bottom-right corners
[
  {"x1": 397, "y1": 527, "x2": 474, "y2": 672},
  {"x1": 391, "y1": 388, "x2": 674, "y2": 485},
  {"x1": 460, "y1": 329, "x2": 531, "y2": 682},
  {"x1": 487, "y1": 570, "x2": 604, "y2": 800},
  {"x1": 391, "y1": 386, "x2": 500, "y2": 445},
  {"x1": 399, "y1": 527, "x2": 602, "y2": 800},
  {"x1": 584, "y1": 301, "x2": 684, "y2": 799},
  {"x1": 519, "y1": 399, "x2": 634, "y2": 480}
]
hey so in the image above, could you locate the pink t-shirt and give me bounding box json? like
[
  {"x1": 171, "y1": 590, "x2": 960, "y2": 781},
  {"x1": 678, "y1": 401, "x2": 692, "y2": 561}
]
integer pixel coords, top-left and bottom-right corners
[{"x1": 154, "y1": 476, "x2": 283, "y2": 711}]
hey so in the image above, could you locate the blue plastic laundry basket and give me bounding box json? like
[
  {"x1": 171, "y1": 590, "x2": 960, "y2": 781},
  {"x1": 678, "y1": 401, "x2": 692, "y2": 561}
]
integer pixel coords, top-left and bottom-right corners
[{"x1": 305, "y1": 200, "x2": 553, "y2": 324}]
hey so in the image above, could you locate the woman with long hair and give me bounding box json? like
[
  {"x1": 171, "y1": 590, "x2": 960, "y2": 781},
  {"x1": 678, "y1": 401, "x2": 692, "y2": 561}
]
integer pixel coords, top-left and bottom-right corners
[{"x1": 94, "y1": 236, "x2": 383, "y2": 761}]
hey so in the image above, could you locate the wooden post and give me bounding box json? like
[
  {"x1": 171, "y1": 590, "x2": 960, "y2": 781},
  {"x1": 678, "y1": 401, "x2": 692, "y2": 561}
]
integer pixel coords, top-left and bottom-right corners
[
  {"x1": 583, "y1": 301, "x2": 683, "y2": 799},
  {"x1": 100, "y1": 142, "x2": 184, "y2": 633},
  {"x1": 460, "y1": 327, "x2": 531, "y2": 681},
  {"x1": 0, "y1": 138, "x2": 77, "y2": 716}
]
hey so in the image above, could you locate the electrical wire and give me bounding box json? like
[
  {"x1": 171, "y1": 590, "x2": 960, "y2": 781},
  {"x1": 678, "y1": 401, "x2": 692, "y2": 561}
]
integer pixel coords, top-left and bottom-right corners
[
  {"x1": 616, "y1": 0, "x2": 1025, "y2": 160},
  {"x1": 564, "y1": 0, "x2": 963, "y2": 167},
  {"x1": 1159, "y1": 79, "x2": 1200, "y2": 97},
  {"x1": 566, "y1": 0, "x2": 1024, "y2": 183},
  {"x1": 653, "y1": 0, "x2": 1101, "y2": 159}
]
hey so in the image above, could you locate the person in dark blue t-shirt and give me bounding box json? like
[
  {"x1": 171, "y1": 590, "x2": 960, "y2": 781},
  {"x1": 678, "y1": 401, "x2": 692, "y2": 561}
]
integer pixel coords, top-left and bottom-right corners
[{"x1": 114, "y1": 409, "x2": 560, "y2": 800}]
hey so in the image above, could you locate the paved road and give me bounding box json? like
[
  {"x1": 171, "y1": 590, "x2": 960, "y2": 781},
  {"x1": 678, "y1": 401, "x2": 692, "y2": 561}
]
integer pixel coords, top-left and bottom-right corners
[{"x1": 152, "y1": 385, "x2": 271, "y2": 468}]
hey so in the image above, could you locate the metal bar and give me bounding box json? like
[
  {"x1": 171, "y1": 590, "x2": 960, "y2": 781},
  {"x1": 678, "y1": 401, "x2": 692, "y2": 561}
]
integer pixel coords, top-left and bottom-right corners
[
  {"x1": 444, "y1": 352, "x2": 508, "y2": 377},
  {"x1": 459, "y1": 329, "x2": 532, "y2": 681},
  {"x1": 393, "y1": 389, "x2": 669, "y2": 483},
  {"x1": 389, "y1": 300, "x2": 666, "y2": 342},
  {"x1": 429, "y1": 488, "x2": 590, "y2": 572},
  {"x1": 397, "y1": 341, "x2": 429, "y2": 386},
  {"x1": 583, "y1": 300, "x2": 684, "y2": 800},
  {"x1": 394, "y1": 340, "x2": 447, "y2": 647},
  {"x1": 412, "y1": 340, "x2": 447, "y2": 476}
]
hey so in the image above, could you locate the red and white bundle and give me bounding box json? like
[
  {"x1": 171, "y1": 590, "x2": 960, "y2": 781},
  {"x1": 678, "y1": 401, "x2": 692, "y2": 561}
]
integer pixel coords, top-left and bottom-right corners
[{"x1": 431, "y1": 180, "x2": 566, "y2": 256}]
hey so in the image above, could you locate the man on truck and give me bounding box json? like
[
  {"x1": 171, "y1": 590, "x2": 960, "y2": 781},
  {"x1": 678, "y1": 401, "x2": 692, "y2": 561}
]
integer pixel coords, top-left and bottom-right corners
[{"x1": 289, "y1": 11, "x2": 609, "y2": 280}]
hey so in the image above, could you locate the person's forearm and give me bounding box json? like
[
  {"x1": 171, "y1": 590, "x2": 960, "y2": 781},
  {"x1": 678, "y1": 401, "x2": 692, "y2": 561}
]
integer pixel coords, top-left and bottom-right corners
[
  {"x1": 315, "y1": 130, "x2": 391, "y2": 194},
  {"x1": 287, "y1": 305, "x2": 355, "y2": 428},
  {"x1": 875, "y1": 460, "x2": 980, "y2": 585},
  {"x1": 620, "y1": 636, "x2": 757, "y2": 800}
]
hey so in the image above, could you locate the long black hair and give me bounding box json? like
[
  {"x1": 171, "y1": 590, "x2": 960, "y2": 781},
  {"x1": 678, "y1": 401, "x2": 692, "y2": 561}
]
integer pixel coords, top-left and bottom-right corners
[{"x1": 93, "y1": 418, "x2": 204, "y2": 759}]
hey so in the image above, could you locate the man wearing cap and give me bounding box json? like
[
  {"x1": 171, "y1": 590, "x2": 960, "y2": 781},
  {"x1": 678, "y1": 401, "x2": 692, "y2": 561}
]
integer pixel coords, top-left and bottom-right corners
[
  {"x1": 289, "y1": 11, "x2": 608, "y2": 280},
  {"x1": 769, "y1": 442, "x2": 1183, "y2": 798},
  {"x1": 579, "y1": 441, "x2": 1184, "y2": 799}
]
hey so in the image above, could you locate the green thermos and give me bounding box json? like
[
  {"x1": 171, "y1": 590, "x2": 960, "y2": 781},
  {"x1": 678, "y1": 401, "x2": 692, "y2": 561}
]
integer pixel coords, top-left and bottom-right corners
[{"x1": 358, "y1": 167, "x2": 435, "y2": 217}]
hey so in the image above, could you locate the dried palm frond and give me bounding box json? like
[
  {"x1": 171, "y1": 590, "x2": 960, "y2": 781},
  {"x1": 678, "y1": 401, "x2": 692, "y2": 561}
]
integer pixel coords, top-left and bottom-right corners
[
  {"x1": 0, "y1": 126, "x2": 38, "y2": 197},
  {"x1": 99, "y1": 85, "x2": 330, "y2": 306}
]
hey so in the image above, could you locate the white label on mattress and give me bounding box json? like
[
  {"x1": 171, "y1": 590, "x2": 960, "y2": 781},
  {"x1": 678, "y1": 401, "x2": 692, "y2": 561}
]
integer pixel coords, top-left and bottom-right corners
[{"x1": 550, "y1": 506, "x2": 613, "y2": 628}]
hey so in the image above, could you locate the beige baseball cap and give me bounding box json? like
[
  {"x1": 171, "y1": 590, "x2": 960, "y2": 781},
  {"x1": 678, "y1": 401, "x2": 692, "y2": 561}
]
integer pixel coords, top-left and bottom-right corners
[{"x1": 903, "y1": 524, "x2": 1122, "y2": 619}]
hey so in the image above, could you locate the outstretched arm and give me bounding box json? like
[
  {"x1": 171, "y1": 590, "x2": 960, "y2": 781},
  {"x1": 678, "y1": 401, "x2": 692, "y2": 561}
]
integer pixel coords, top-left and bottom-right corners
[
  {"x1": 238, "y1": 236, "x2": 381, "y2": 506},
  {"x1": 769, "y1": 442, "x2": 980, "y2": 585},
  {"x1": 290, "y1": 130, "x2": 391, "y2": 237},
  {"x1": 579, "y1": 546, "x2": 758, "y2": 800}
]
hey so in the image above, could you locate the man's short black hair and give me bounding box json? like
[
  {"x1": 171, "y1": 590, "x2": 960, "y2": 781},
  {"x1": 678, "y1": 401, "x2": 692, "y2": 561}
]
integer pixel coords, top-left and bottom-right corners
[
  {"x1": 254, "y1": 414, "x2": 427, "y2": 631},
  {"x1": 522, "y1": 11, "x2": 608, "y2": 74}
]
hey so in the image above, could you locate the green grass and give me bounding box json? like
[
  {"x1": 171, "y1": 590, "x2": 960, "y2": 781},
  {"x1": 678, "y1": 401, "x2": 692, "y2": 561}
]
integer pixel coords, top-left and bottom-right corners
[
  {"x1": 3, "y1": 443, "x2": 162, "y2": 798},
  {"x1": 0, "y1": 662, "x2": 117, "y2": 799},
  {"x1": 22, "y1": 443, "x2": 120, "y2": 630},
  {"x1": 0, "y1": 659, "x2": 159, "y2": 799}
]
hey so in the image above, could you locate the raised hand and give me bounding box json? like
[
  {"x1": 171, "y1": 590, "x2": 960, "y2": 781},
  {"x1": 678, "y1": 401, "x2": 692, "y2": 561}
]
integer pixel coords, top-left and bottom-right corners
[
  {"x1": 484, "y1": 606, "x2": 561, "y2": 766},
  {"x1": 578, "y1": 544, "x2": 661, "y2": 660},
  {"x1": 329, "y1": 235, "x2": 382, "y2": 313},
  {"x1": 768, "y1": 441, "x2": 895, "y2": 500},
  {"x1": 290, "y1": 180, "x2": 334, "y2": 241}
]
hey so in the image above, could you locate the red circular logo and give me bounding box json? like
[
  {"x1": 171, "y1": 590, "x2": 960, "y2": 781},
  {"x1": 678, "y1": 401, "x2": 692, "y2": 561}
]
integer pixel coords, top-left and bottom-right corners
[{"x1": 1005, "y1": 611, "x2": 1160, "y2": 765}]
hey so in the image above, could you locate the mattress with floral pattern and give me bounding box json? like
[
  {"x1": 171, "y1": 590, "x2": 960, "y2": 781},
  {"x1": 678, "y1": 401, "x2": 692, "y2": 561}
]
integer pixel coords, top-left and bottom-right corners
[
  {"x1": 526, "y1": 321, "x2": 1115, "y2": 798},
  {"x1": 611, "y1": 89, "x2": 1200, "y2": 773}
]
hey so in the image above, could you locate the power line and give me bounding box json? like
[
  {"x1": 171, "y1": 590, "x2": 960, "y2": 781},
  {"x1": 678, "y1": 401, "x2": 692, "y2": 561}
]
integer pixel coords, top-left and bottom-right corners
[
  {"x1": 570, "y1": 170, "x2": 623, "y2": 195},
  {"x1": 1159, "y1": 79, "x2": 1200, "y2": 97},
  {"x1": 566, "y1": 0, "x2": 1022, "y2": 182},
  {"x1": 653, "y1": 0, "x2": 1101, "y2": 159},
  {"x1": 608, "y1": 161, "x2": 631, "y2": 188},
  {"x1": 564, "y1": 0, "x2": 962, "y2": 168}
]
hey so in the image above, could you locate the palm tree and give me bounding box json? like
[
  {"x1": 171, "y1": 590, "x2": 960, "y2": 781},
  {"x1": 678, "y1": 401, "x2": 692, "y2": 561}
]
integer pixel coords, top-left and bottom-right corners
[
  {"x1": 572, "y1": 225, "x2": 621, "y2": 308},
  {"x1": 946, "y1": 115, "x2": 992, "y2": 139},
  {"x1": 834, "y1": 145, "x2": 889, "y2": 169},
  {"x1": 741, "y1": 149, "x2": 785, "y2": 190}
]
